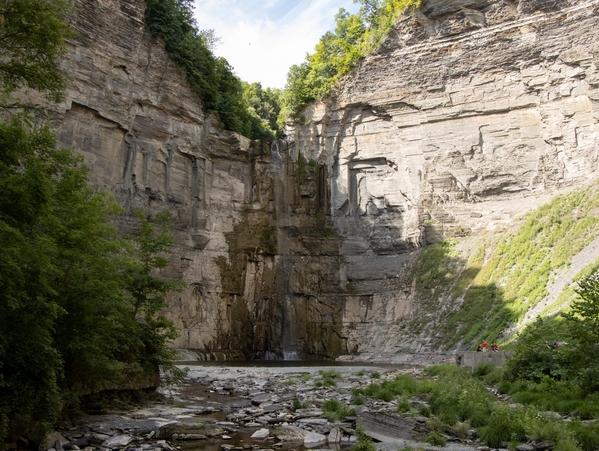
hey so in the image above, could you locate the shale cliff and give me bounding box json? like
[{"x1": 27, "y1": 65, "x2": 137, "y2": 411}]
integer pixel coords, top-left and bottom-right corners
[
  {"x1": 45, "y1": 0, "x2": 599, "y2": 361},
  {"x1": 287, "y1": 0, "x2": 599, "y2": 358}
]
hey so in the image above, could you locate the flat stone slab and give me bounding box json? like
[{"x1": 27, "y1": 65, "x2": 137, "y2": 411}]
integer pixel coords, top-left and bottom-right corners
[
  {"x1": 251, "y1": 428, "x2": 270, "y2": 439},
  {"x1": 297, "y1": 418, "x2": 328, "y2": 425},
  {"x1": 157, "y1": 421, "x2": 224, "y2": 439},
  {"x1": 359, "y1": 411, "x2": 418, "y2": 442},
  {"x1": 251, "y1": 393, "x2": 271, "y2": 405},
  {"x1": 304, "y1": 432, "x2": 327, "y2": 448},
  {"x1": 272, "y1": 425, "x2": 307, "y2": 442}
]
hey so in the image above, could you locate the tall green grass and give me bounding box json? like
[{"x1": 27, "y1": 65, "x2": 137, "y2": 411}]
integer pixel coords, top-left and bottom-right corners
[
  {"x1": 355, "y1": 364, "x2": 599, "y2": 451},
  {"x1": 436, "y1": 182, "x2": 599, "y2": 348}
]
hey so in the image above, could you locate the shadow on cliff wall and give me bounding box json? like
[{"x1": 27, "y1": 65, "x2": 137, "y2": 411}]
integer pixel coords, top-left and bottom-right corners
[{"x1": 407, "y1": 240, "x2": 513, "y2": 351}]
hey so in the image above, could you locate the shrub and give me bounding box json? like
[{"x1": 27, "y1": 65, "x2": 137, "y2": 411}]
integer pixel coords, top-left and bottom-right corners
[
  {"x1": 323, "y1": 398, "x2": 356, "y2": 421},
  {"x1": 478, "y1": 404, "x2": 530, "y2": 448},
  {"x1": 425, "y1": 431, "x2": 447, "y2": 446}
]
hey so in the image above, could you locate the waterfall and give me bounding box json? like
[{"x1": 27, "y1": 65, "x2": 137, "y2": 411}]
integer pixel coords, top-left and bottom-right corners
[{"x1": 271, "y1": 140, "x2": 301, "y2": 361}]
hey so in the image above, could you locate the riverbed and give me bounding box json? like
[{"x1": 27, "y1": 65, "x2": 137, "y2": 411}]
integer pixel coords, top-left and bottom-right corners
[{"x1": 46, "y1": 361, "x2": 478, "y2": 451}]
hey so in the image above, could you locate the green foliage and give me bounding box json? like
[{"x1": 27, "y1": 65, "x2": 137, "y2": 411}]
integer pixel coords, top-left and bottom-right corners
[
  {"x1": 0, "y1": 0, "x2": 73, "y2": 104},
  {"x1": 477, "y1": 403, "x2": 530, "y2": 448},
  {"x1": 442, "y1": 182, "x2": 599, "y2": 348},
  {"x1": 354, "y1": 423, "x2": 377, "y2": 451},
  {"x1": 283, "y1": 0, "x2": 420, "y2": 116},
  {"x1": 144, "y1": 0, "x2": 281, "y2": 139},
  {"x1": 292, "y1": 398, "x2": 308, "y2": 411},
  {"x1": 322, "y1": 398, "x2": 356, "y2": 421},
  {"x1": 412, "y1": 240, "x2": 458, "y2": 290},
  {"x1": 0, "y1": 115, "x2": 80, "y2": 440},
  {"x1": 562, "y1": 270, "x2": 599, "y2": 393},
  {"x1": 353, "y1": 364, "x2": 599, "y2": 450},
  {"x1": 504, "y1": 317, "x2": 570, "y2": 383},
  {"x1": 506, "y1": 267, "x2": 599, "y2": 396},
  {"x1": 0, "y1": 116, "x2": 183, "y2": 441},
  {"x1": 425, "y1": 430, "x2": 447, "y2": 446}
]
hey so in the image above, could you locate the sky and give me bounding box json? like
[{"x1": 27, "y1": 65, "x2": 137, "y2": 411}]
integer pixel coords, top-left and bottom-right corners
[{"x1": 193, "y1": 0, "x2": 360, "y2": 89}]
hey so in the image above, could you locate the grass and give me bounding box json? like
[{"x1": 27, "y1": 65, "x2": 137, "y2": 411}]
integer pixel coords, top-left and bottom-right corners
[
  {"x1": 314, "y1": 369, "x2": 341, "y2": 387},
  {"x1": 352, "y1": 364, "x2": 599, "y2": 451},
  {"x1": 322, "y1": 398, "x2": 356, "y2": 421},
  {"x1": 433, "y1": 181, "x2": 599, "y2": 349}
]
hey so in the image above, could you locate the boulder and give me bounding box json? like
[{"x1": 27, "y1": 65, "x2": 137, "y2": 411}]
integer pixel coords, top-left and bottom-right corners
[
  {"x1": 251, "y1": 428, "x2": 270, "y2": 439},
  {"x1": 102, "y1": 435, "x2": 133, "y2": 449},
  {"x1": 304, "y1": 432, "x2": 327, "y2": 448},
  {"x1": 39, "y1": 432, "x2": 68, "y2": 451},
  {"x1": 157, "y1": 421, "x2": 224, "y2": 439}
]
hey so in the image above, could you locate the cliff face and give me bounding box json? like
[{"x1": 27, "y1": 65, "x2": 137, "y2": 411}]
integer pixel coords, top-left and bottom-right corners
[
  {"x1": 287, "y1": 0, "x2": 599, "y2": 356},
  {"x1": 49, "y1": 0, "x2": 272, "y2": 358},
  {"x1": 45, "y1": 0, "x2": 599, "y2": 360}
]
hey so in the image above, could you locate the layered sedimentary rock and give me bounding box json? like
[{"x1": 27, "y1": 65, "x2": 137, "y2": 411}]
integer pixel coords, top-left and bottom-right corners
[
  {"x1": 43, "y1": 0, "x2": 599, "y2": 360},
  {"x1": 287, "y1": 0, "x2": 599, "y2": 356},
  {"x1": 48, "y1": 0, "x2": 276, "y2": 358}
]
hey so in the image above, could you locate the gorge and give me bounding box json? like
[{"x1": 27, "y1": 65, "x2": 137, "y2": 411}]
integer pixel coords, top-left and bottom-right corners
[{"x1": 42, "y1": 0, "x2": 599, "y2": 361}]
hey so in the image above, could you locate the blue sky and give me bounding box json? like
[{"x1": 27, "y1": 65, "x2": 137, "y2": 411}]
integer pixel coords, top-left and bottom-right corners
[{"x1": 193, "y1": 0, "x2": 359, "y2": 89}]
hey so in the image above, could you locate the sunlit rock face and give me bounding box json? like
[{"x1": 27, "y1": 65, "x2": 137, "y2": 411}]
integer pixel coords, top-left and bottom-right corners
[
  {"x1": 44, "y1": 0, "x2": 599, "y2": 360},
  {"x1": 292, "y1": 0, "x2": 599, "y2": 245},
  {"x1": 287, "y1": 0, "x2": 599, "y2": 357}
]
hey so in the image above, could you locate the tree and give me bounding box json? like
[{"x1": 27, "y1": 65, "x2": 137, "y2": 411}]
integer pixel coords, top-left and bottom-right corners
[
  {"x1": 505, "y1": 269, "x2": 599, "y2": 394},
  {"x1": 123, "y1": 212, "x2": 185, "y2": 379},
  {"x1": 144, "y1": 0, "x2": 281, "y2": 139},
  {"x1": 0, "y1": 114, "x2": 69, "y2": 441},
  {"x1": 0, "y1": 0, "x2": 186, "y2": 442},
  {"x1": 562, "y1": 270, "x2": 599, "y2": 393},
  {"x1": 282, "y1": 0, "x2": 421, "y2": 116},
  {"x1": 0, "y1": 0, "x2": 73, "y2": 104},
  {"x1": 0, "y1": 117, "x2": 186, "y2": 440}
]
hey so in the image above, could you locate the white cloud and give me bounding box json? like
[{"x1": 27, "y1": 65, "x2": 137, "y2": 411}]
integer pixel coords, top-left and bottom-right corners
[{"x1": 192, "y1": 0, "x2": 358, "y2": 89}]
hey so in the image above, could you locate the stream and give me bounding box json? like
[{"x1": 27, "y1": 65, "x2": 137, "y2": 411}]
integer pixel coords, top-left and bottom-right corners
[{"x1": 48, "y1": 361, "x2": 478, "y2": 451}]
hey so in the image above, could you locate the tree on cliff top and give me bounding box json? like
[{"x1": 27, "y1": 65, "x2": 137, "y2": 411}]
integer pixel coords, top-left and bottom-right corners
[
  {"x1": 282, "y1": 0, "x2": 420, "y2": 118},
  {"x1": 0, "y1": 0, "x2": 73, "y2": 105},
  {"x1": 144, "y1": 0, "x2": 282, "y2": 139}
]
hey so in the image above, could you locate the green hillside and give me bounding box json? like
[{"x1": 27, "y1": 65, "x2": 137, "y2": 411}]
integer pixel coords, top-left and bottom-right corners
[{"x1": 405, "y1": 181, "x2": 599, "y2": 350}]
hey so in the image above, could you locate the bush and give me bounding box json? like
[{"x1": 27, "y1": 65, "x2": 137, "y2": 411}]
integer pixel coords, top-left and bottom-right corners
[
  {"x1": 323, "y1": 398, "x2": 356, "y2": 421},
  {"x1": 478, "y1": 404, "x2": 530, "y2": 448},
  {"x1": 473, "y1": 362, "x2": 496, "y2": 378},
  {"x1": 568, "y1": 421, "x2": 599, "y2": 451},
  {"x1": 425, "y1": 430, "x2": 447, "y2": 446}
]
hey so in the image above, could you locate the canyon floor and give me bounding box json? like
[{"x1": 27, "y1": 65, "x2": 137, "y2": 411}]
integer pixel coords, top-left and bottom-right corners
[{"x1": 44, "y1": 362, "x2": 482, "y2": 451}]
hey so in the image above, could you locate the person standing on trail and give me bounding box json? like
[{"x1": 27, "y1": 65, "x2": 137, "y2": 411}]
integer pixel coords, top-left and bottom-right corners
[{"x1": 482, "y1": 340, "x2": 488, "y2": 352}]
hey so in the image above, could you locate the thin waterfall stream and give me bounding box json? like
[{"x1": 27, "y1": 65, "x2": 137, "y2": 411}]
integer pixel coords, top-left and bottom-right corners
[{"x1": 271, "y1": 140, "x2": 300, "y2": 361}]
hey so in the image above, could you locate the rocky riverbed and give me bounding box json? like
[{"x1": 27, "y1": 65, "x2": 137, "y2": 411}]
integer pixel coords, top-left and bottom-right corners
[{"x1": 41, "y1": 363, "x2": 480, "y2": 451}]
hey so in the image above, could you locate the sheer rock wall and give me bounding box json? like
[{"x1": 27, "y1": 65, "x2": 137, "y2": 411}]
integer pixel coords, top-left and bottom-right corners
[
  {"x1": 287, "y1": 0, "x2": 599, "y2": 357},
  {"x1": 49, "y1": 0, "x2": 285, "y2": 359},
  {"x1": 43, "y1": 0, "x2": 599, "y2": 360}
]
